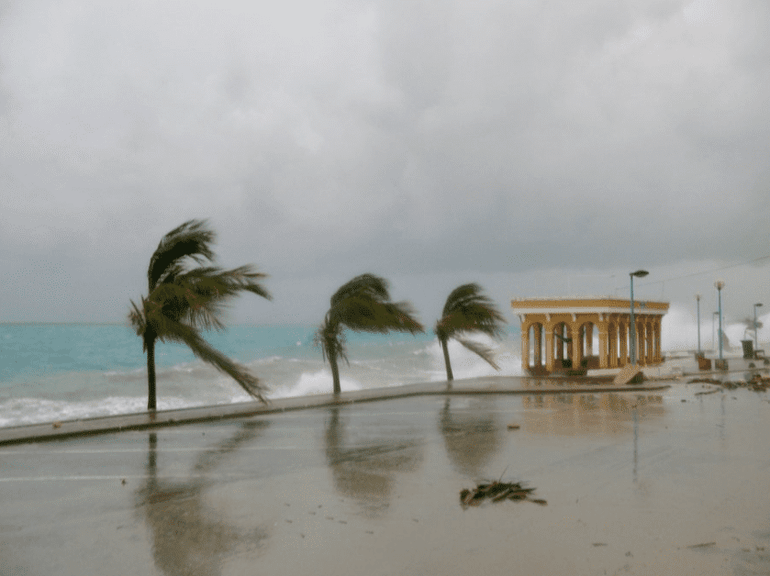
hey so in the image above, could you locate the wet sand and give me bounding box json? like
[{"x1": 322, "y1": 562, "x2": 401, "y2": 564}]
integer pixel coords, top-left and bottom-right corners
[{"x1": 2, "y1": 373, "x2": 769, "y2": 575}]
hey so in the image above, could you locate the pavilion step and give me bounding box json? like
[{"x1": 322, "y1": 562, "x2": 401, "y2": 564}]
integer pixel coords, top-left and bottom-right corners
[{"x1": 613, "y1": 364, "x2": 645, "y2": 385}]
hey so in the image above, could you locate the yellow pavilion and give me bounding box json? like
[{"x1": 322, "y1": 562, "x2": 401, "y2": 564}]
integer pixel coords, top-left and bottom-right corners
[{"x1": 510, "y1": 297, "x2": 669, "y2": 375}]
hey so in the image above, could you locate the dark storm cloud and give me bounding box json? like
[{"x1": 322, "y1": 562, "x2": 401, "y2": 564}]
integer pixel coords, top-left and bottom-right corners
[{"x1": 0, "y1": 0, "x2": 768, "y2": 322}]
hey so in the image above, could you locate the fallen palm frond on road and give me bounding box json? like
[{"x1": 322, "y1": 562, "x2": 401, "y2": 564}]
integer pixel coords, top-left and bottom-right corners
[{"x1": 460, "y1": 480, "x2": 547, "y2": 508}]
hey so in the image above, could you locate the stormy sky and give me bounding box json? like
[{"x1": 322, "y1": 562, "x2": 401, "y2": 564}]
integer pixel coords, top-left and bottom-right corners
[{"x1": 1, "y1": 0, "x2": 768, "y2": 328}]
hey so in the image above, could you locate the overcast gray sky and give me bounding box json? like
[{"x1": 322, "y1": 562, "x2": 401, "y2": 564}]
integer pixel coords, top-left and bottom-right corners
[{"x1": 1, "y1": 0, "x2": 768, "y2": 327}]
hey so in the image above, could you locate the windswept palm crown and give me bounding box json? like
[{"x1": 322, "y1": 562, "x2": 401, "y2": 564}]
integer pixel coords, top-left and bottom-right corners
[
  {"x1": 129, "y1": 220, "x2": 271, "y2": 410},
  {"x1": 434, "y1": 283, "x2": 506, "y2": 381},
  {"x1": 316, "y1": 273, "x2": 424, "y2": 394}
]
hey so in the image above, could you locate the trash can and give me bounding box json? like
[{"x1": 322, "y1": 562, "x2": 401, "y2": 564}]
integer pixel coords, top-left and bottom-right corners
[
  {"x1": 741, "y1": 340, "x2": 754, "y2": 359},
  {"x1": 696, "y1": 354, "x2": 712, "y2": 371}
]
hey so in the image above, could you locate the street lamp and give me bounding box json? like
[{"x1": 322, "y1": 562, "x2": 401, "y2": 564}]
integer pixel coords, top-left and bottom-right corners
[
  {"x1": 712, "y1": 311, "x2": 718, "y2": 353},
  {"x1": 754, "y1": 303, "x2": 763, "y2": 355},
  {"x1": 629, "y1": 270, "x2": 649, "y2": 365},
  {"x1": 695, "y1": 294, "x2": 702, "y2": 356},
  {"x1": 715, "y1": 280, "x2": 725, "y2": 362}
]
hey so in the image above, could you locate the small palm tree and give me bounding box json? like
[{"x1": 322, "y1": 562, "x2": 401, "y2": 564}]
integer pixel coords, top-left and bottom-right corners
[
  {"x1": 129, "y1": 219, "x2": 271, "y2": 410},
  {"x1": 434, "y1": 283, "x2": 506, "y2": 381},
  {"x1": 742, "y1": 316, "x2": 764, "y2": 339},
  {"x1": 316, "y1": 273, "x2": 424, "y2": 394}
]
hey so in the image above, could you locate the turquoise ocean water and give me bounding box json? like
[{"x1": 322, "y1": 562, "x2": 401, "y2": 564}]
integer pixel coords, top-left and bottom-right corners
[{"x1": 0, "y1": 323, "x2": 522, "y2": 427}]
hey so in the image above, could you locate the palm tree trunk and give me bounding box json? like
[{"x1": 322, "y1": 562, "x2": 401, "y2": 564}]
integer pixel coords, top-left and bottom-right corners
[
  {"x1": 146, "y1": 333, "x2": 157, "y2": 411},
  {"x1": 441, "y1": 337, "x2": 454, "y2": 382},
  {"x1": 330, "y1": 351, "x2": 341, "y2": 395}
]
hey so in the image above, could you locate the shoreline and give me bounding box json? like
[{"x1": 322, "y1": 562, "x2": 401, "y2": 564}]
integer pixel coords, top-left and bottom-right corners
[
  {"x1": 0, "y1": 376, "x2": 670, "y2": 446},
  {"x1": 2, "y1": 350, "x2": 767, "y2": 446}
]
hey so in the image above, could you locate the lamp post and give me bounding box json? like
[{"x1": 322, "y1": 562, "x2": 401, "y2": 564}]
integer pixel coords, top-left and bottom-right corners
[
  {"x1": 715, "y1": 280, "x2": 725, "y2": 362},
  {"x1": 629, "y1": 270, "x2": 649, "y2": 365},
  {"x1": 695, "y1": 294, "x2": 702, "y2": 356},
  {"x1": 712, "y1": 311, "x2": 718, "y2": 353},
  {"x1": 754, "y1": 303, "x2": 763, "y2": 355}
]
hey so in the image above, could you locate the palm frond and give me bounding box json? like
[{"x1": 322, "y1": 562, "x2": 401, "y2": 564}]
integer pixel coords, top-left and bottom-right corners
[
  {"x1": 330, "y1": 273, "x2": 390, "y2": 309},
  {"x1": 331, "y1": 297, "x2": 423, "y2": 335},
  {"x1": 172, "y1": 265, "x2": 272, "y2": 330},
  {"x1": 180, "y1": 265, "x2": 271, "y2": 301},
  {"x1": 128, "y1": 299, "x2": 149, "y2": 348},
  {"x1": 435, "y1": 283, "x2": 506, "y2": 340},
  {"x1": 147, "y1": 219, "x2": 216, "y2": 291},
  {"x1": 456, "y1": 337, "x2": 500, "y2": 370},
  {"x1": 315, "y1": 317, "x2": 348, "y2": 365},
  {"x1": 317, "y1": 273, "x2": 424, "y2": 381},
  {"x1": 441, "y1": 283, "x2": 482, "y2": 317},
  {"x1": 159, "y1": 316, "x2": 267, "y2": 402}
]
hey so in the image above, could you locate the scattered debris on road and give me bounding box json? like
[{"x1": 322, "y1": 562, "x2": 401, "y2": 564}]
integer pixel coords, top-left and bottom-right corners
[
  {"x1": 460, "y1": 480, "x2": 546, "y2": 508},
  {"x1": 687, "y1": 375, "x2": 770, "y2": 392}
]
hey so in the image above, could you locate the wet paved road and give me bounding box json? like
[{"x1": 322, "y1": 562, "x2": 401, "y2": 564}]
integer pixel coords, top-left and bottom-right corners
[{"x1": 2, "y1": 383, "x2": 770, "y2": 575}]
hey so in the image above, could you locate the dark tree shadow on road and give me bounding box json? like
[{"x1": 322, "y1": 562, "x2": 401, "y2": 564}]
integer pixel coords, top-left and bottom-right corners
[
  {"x1": 324, "y1": 406, "x2": 424, "y2": 517},
  {"x1": 439, "y1": 397, "x2": 503, "y2": 478},
  {"x1": 135, "y1": 421, "x2": 269, "y2": 576}
]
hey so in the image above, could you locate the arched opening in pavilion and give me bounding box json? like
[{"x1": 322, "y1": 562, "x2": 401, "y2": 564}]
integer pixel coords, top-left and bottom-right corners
[
  {"x1": 552, "y1": 322, "x2": 573, "y2": 368},
  {"x1": 577, "y1": 321, "x2": 599, "y2": 369}
]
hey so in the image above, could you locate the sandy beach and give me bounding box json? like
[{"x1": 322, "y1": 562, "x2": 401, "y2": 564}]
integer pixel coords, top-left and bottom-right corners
[{"x1": 2, "y1": 360, "x2": 769, "y2": 575}]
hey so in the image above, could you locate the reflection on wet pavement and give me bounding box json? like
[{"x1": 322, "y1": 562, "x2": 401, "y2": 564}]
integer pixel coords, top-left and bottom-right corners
[
  {"x1": 323, "y1": 406, "x2": 424, "y2": 517},
  {"x1": 4, "y1": 389, "x2": 770, "y2": 576},
  {"x1": 135, "y1": 421, "x2": 270, "y2": 576},
  {"x1": 438, "y1": 397, "x2": 502, "y2": 477},
  {"x1": 521, "y1": 392, "x2": 664, "y2": 436}
]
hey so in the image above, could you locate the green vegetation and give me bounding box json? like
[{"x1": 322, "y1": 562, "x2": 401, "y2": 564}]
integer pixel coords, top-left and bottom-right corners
[
  {"x1": 316, "y1": 273, "x2": 423, "y2": 394},
  {"x1": 129, "y1": 220, "x2": 271, "y2": 410},
  {"x1": 434, "y1": 283, "x2": 506, "y2": 381}
]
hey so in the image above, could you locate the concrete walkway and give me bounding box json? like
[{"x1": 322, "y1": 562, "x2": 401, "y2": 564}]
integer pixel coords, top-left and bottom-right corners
[{"x1": 0, "y1": 375, "x2": 670, "y2": 445}]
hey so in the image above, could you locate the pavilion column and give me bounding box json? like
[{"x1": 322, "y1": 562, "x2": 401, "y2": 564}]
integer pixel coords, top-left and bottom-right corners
[
  {"x1": 571, "y1": 322, "x2": 583, "y2": 370},
  {"x1": 521, "y1": 322, "x2": 530, "y2": 372},
  {"x1": 533, "y1": 324, "x2": 542, "y2": 366},
  {"x1": 654, "y1": 319, "x2": 662, "y2": 362},
  {"x1": 610, "y1": 318, "x2": 619, "y2": 368},
  {"x1": 607, "y1": 322, "x2": 616, "y2": 368}
]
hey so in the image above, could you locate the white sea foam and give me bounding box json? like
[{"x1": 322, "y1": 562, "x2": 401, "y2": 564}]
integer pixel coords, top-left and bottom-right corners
[
  {"x1": 662, "y1": 305, "x2": 769, "y2": 353},
  {"x1": 0, "y1": 396, "x2": 154, "y2": 428},
  {"x1": 267, "y1": 369, "x2": 362, "y2": 399},
  {"x1": 426, "y1": 335, "x2": 523, "y2": 380}
]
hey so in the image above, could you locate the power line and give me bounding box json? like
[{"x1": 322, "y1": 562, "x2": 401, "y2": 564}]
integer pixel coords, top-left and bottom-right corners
[
  {"x1": 651, "y1": 254, "x2": 770, "y2": 285},
  {"x1": 613, "y1": 254, "x2": 770, "y2": 295}
]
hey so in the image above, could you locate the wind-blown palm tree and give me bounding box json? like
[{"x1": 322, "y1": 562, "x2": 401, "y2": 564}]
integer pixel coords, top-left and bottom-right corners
[
  {"x1": 129, "y1": 220, "x2": 271, "y2": 410},
  {"x1": 316, "y1": 273, "x2": 423, "y2": 394},
  {"x1": 434, "y1": 283, "x2": 506, "y2": 381}
]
